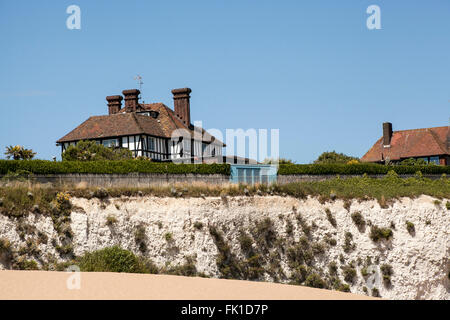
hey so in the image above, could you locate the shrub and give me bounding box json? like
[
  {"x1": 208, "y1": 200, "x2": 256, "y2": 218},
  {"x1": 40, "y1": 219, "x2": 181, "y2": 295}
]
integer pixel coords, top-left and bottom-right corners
[
  {"x1": 278, "y1": 163, "x2": 450, "y2": 175},
  {"x1": 253, "y1": 218, "x2": 277, "y2": 250},
  {"x1": 62, "y1": 140, "x2": 132, "y2": 161},
  {"x1": 134, "y1": 224, "x2": 147, "y2": 252},
  {"x1": 0, "y1": 159, "x2": 230, "y2": 175},
  {"x1": 446, "y1": 201, "x2": 450, "y2": 210},
  {"x1": 209, "y1": 226, "x2": 242, "y2": 279},
  {"x1": 314, "y1": 151, "x2": 359, "y2": 164},
  {"x1": 166, "y1": 256, "x2": 197, "y2": 277},
  {"x1": 325, "y1": 208, "x2": 337, "y2": 227},
  {"x1": 328, "y1": 262, "x2": 338, "y2": 276},
  {"x1": 164, "y1": 232, "x2": 173, "y2": 242},
  {"x1": 193, "y1": 222, "x2": 203, "y2": 230},
  {"x1": 238, "y1": 233, "x2": 254, "y2": 256},
  {"x1": 342, "y1": 265, "x2": 357, "y2": 283},
  {"x1": 372, "y1": 287, "x2": 380, "y2": 297},
  {"x1": 380, "y1": 264, "x2": 393, "y2": 286},
  {"x1": 78, "y1": 246, "x2": 151, "y2": 273},
  {"x1": 369, "y1": 226, "x2": 393, "y2": 242},
  {"x1": 0, "y1": 238, "x2": 12, "y2": 255},
  {"x1": 343, "y1": 232, "x2": 355, "y2": 253},
  {"x1": 304, "y1": 273, "x2": 327, "y2": 289},
  {"x1": 4, "y1": 145, "x2": 36, "y2": 160},
  {"x1": 15, "y1": 259, "x2": 39, "y2": 270},
  {"x1": 106, "y1": 215, "x2": 118, "y2": 226},
  {"x1": 405, "y1": 221, "x2": 415, "y2": 234},
  {"x1": 351, "y1": 211, "x2": 365, "y2": 229},
  {"x1": 290, "y1": 265, "x2": 308, "y2": 284}
]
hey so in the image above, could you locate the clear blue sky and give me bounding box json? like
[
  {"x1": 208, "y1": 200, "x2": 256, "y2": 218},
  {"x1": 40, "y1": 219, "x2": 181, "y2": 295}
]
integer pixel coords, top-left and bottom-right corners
[{"x1": 0, "y1": 0, "x2": 448, "y2": 163}]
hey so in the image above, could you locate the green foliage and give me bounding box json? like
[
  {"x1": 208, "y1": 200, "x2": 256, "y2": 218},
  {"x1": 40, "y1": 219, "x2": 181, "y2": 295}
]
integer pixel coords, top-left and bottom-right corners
[
  {"x1": 0, "y1": 159, "x2": 230, "y2": 175},
  {"x1": 304, "y1": 273, "x2": 327, "y2": 289},
  {"x1": 78, "y1": 246, "x2": 153, "y2": 273},
  {"x1": 16, "y1": 258, "x2": 39, "y2": 270},
  {"x1": 106, "y1": 215, "x2": 118, "y2": 226},
  {"x1": 325, "y1": 208, "x2": 337, "y2": 227},
  {"x1": 314, "y1": 151, "x2": 359, "y2": 164},
  {"x1": 380, "y1": 264, "x2": 393, "y2": 286},
  {"x1": 351, "y1": 211, "x2": 365, "y2": 230},
  {"x1": 343, "y1": 232, "x2": 355, "y2": 253},
  {"x1": 165, "y1": 256, "x2": 197, "y2": 277},
  {"x1": 238, "y1": 232, "x2": 254, "y2": 257},
  {"x1": 164, "y1": 232, "x2": 173, "y2": 242},
  {"x1": 399, "y1": 158, "x2": 429, "y2": 166},
  {"x1": 405, "y1": 221, "x2": 415, "y2": 234},
  {"x1": 134, "y1": 224, "x2": 147, "y2": 253},
  {"x1": 342, "y1": 265, "x2": 357, "y2": 283},
  {"x1": 193, "y1": 222, "x2": 204, "y2": 230},
  {"x1": 278, "y1": 163, "x2": 450, "y2": 175},
  {"x1": 446, "y1": 201, "x2": 450, "y2": 210},
  {"x1": 4, "y1": 145, "x2": 36, "y2": 160},
  {"x1": 369, "y1": 226, "x2": 393, "y2": 242},
  {"x1": 62, "y1": 140, "x2": 132, "y2": 161},
  {"x1": 372, "y1": 287, "x2": 380, "y2": 297},
  {"x1": 209, "y1": 226, "x2": 242, "y2": 279}
]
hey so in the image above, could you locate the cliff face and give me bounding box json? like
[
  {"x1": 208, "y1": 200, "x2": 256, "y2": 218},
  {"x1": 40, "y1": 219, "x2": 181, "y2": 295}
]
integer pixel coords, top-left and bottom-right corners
[{"x1": 1, "y1": 195, "x2": 449, "y2": 300}]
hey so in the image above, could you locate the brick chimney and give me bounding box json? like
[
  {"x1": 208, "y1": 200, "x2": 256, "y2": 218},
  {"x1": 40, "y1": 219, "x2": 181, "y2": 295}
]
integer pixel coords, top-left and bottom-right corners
[
  {"x1": 172, "y1": 88, "x2": 192, "y2": 126},
  {"x1": 122, "y1": 89, "x2": 140, "y2": 112},
  {"x1": 106, "y1": 95, "x2": 123, "y2": 115},
  {"x1": 383, "y1": 122, "x2": 393, "y2": 147}
]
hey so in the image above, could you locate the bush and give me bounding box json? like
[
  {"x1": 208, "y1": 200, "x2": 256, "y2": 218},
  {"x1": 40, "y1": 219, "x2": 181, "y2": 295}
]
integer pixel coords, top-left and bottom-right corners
[
  {"x1": 446, "y1": 201, "x2": 450, "y2": 210},
  {"x1": 342, "y1": 265, "x2": 357, "y2": 283},
  {"x1": 0, "y1": 160, "x2": 230, "y2": 175},
  {"x1": 405, "y1": 221, "x2": 415, "y2": 234},
  {"x1": 78, "y1": 246, "x2": 152, "y2": 273},
  {"x1": 380, "y1": 264, "x2": 393, "y2": 286},
  {"x1": 314, "y1": 151, "x2": 359, "y2": 164},
  {"x1": 325, "y1": 208, "x2": 337, "y2": 228},
  {"x1": 193, "y1": 222, "x2": 203, "y2": 230},
  {"x1": 369, "y1": 226, "x2": 393, "y2": 242},
  {"x1": 106, "y1": 215, "x2": 118, "y2": 226},
  {"x1": 304, "y1": 273, "x2": 327, "y2": 289},
  {"x1": 343, "y1": 232, "x2": 355, "y2": 253},
  {"x1": 62, "y1": 140, "x2": 132, "y2": 161},
  {"x1": 351, "y1": 211, "x2": 365, "y2": 229},
  {"x1": 278, "y1": 163, "x2": 450, "y2": 175}
]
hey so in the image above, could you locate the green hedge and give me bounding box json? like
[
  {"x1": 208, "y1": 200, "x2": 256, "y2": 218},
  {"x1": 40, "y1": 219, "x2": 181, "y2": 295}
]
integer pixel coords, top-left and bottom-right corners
[
  {"x1": 1, "y1": 160, "x2": 448, "y2": 176},
  {"x1": 0, "y1": 160, "x2": 230, "y2": 175},
  {"x1": 278, "y1": 163, "x2": 450, "y2": 175}
]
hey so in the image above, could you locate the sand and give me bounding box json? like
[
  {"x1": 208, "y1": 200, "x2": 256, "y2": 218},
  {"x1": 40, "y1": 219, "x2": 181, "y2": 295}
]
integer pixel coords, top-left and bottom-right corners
[{"x1": 0, "y1": 270, "x2": 376, "y2": 300}]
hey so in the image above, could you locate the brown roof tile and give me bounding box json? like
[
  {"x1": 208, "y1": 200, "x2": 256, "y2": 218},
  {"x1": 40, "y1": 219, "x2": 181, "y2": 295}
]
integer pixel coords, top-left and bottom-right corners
[
  {"x1": 57, "y1": 103, "x2": 225, "y2": 146},
  {"x1": 361, "y1": 126, "x2": 449, "y2": 162}
]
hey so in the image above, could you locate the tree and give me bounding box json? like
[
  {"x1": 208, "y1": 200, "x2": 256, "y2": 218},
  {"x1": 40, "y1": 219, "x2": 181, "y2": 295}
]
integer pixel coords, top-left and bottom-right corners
[
  {"x1": 314, "y1": 151, "x2": 359, "y2": 164},
  {"x1": 263, "y1": 158, "x2": 295, "y2": 164},
  {"x1": 4, "y1": 145, "x2": 36, "y2": 160},
  {"x1": 62, "y1": 140, "x2": 133, "y2": 161}
]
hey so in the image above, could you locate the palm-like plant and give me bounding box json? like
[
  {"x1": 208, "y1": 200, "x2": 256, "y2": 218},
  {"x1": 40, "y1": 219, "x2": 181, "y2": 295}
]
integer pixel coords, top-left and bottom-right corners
[{"x1": 4, "y1": 145, "x2": 36, "y2": 160}]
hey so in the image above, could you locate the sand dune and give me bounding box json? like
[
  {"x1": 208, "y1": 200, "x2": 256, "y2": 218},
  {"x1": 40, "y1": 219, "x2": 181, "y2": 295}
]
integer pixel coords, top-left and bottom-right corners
[{"x1": 0, "y1": 270, "x2": 376, "y2": 300}]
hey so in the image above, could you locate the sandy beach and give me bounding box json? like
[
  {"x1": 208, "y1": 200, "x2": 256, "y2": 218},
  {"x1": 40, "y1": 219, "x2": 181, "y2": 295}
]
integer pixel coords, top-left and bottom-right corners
[{"x1": 0, "y1": 270, "x2": 376, "y2": 300}]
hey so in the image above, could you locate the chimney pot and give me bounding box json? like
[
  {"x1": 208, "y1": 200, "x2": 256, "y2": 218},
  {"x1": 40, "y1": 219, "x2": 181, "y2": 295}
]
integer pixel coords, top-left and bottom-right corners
[
  {"x1": 383, "y1": 122, "x2": 393, "y2": 146},
  {"x1": 106, "y1": 95, "x2": 123, "y2": 115},
  {"x1": 122, "y1": 89, "x2": 140, "y2": 112},
  {"x1": 172, "y1": 88, "x2": 192, "y2": 126}
]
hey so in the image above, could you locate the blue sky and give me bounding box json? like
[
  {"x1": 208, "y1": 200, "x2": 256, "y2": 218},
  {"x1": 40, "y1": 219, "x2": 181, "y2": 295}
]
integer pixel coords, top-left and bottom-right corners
[{"x1": 0, "y1": 0, "x2": 449, "y2": 163}]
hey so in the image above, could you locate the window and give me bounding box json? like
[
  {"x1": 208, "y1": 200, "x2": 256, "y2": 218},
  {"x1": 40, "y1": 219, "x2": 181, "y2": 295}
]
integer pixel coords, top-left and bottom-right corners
[
  {"x1": 429, "y1": 156, "x2": 439, "y2": 165},
  {"x1": 148, "y1": 137, "x2": 155, "y2": 151},
  {"x1": 102, "y1": 139, "x2": 118, "y2": 148}
]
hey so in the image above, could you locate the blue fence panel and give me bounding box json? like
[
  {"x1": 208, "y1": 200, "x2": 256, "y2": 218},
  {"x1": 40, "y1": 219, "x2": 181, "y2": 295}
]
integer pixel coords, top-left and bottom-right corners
[{"x1": 230, "y1": 164, "x2": 277, "y2": 184}]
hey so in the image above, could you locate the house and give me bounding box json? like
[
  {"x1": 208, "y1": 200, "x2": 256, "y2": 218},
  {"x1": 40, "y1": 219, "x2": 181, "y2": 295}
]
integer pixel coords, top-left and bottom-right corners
[
  {"x1": 361, "y1": 122, "x2": 449, "y2": 165},
  {"x1": 56, "y1": 88, "x2": 225, "y2": 162}
]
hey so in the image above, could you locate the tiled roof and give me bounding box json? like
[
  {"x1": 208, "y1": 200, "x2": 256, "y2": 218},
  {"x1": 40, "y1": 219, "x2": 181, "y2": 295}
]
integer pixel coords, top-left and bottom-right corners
[
  {"x1": 56, "y1": 103, "x2": 225, "y2": 145},
  {"x1": 361, "y1": 126, "x2": 449, "y2": 162}
]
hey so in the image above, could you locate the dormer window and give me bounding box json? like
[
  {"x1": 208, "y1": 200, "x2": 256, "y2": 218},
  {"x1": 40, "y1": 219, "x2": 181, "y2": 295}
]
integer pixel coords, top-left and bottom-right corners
[{"x1": 137, "y1": 110, "x2": 159, "y2": 119}]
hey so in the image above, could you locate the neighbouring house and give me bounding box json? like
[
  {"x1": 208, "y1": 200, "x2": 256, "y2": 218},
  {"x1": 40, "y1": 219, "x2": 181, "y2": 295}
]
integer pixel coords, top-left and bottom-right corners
[
  {"x1": 56, "y1": 88, "x2": 225, "y2": 162},
  {"x1": 361, "y1": 122, "x2": 449, "y2": 165}
]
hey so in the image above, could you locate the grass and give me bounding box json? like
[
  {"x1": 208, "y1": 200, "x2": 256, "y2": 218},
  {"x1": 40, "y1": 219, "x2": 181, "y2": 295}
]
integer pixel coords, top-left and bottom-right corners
[{"x1": 0, "y1": 173, "x2": 448, "y2": 217}]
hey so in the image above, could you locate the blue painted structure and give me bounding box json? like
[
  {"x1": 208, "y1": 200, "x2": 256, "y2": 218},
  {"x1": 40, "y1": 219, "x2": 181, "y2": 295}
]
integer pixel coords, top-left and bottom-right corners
[{"x1": 230, "y1": 164, "x2": 277, "y2": 185}]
